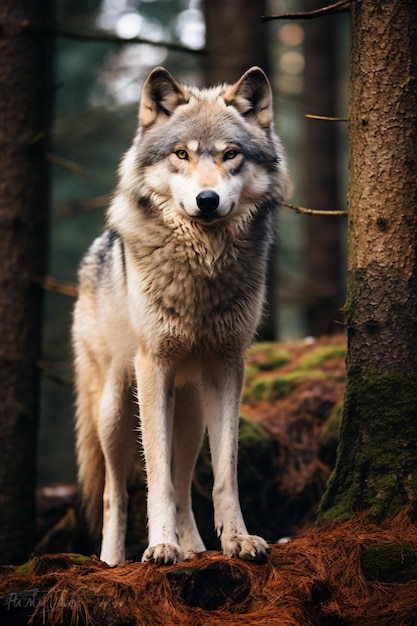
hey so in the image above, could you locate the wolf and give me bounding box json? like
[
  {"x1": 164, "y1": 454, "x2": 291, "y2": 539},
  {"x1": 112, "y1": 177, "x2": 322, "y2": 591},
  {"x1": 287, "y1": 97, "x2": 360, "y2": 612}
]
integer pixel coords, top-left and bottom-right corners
[{"x1": 73, "y1": 66, "x2": 288, "y2": 566}]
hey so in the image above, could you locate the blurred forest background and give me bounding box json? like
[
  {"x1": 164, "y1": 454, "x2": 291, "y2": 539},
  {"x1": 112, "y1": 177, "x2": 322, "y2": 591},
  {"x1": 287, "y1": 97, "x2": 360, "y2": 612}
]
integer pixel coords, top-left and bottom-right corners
[{"x1": 40, "y1": 0, "x2": 349, "y2": 485}]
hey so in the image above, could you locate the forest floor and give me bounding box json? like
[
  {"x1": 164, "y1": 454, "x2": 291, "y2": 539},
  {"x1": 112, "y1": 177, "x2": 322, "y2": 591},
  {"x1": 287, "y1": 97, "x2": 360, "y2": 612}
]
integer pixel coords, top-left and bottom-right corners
[
  {"x1": 1, "y1": 513, "x2": 417, "y2": 625},
  {"x1": 1, "y1": 335, "x2": 417, "y2": 625}
]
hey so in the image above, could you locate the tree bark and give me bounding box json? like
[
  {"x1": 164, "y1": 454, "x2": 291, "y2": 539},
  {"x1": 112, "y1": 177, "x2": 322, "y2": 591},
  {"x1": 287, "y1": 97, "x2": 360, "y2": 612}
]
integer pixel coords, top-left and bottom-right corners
[
  {"x1": 319, "y1": 0, "x2": 417, "y2": 522},
  {"x1": 302, "y1": 1, "x2": 345, "y2": 336},
  {"x1": 0, "y1": 0, "x2": 52, "y2": 563}
]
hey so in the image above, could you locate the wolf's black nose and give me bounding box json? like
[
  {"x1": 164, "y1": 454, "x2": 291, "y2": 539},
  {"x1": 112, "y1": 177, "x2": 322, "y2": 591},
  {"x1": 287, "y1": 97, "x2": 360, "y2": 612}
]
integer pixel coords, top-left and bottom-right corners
[{"x1": 196, "y1": 190, "x2": 220, "y2": 213}]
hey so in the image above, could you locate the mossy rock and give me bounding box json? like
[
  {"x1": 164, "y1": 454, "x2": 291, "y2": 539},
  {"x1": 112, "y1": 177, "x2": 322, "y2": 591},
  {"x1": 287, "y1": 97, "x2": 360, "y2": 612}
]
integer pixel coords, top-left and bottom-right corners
[
  {"x1": 244, "y1": 370, "x2": 325, "y2": 403},
  {"x1": 17, "y1": 553, "x2": 89, "y2": 576},
  {"x1": 361, "y1": 542, "x2": 417, "y2": 583},
  {"x1": 248, "y1": 343, "x2": 292, "y2": 371},
  {"x1": 297, "y1": 344, "x2": 346, "y2": 371}
]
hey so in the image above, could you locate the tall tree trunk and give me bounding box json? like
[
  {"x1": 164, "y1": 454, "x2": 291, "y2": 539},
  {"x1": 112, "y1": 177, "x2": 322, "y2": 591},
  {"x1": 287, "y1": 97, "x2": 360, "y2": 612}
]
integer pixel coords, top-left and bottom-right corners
[
  {"x1": 203, "y1": 0, "x2": 270, "y2": 85},
  {"x1": 203, "y1": 0, "x2": 276, "y2": 339},
  {"x1": 0, "y1": 0, "x2": 52, "y2": 563},
  {"x1": 319, "y1": 0, "x2": 417, "y2": 522},
  {"x1": 303, "y1": 1, "x2": 344, "y2": 336}
]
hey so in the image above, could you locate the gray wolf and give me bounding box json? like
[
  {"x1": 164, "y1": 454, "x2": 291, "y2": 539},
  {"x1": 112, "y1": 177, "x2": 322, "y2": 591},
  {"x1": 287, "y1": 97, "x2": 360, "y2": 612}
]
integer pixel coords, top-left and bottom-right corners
[{"x1": 72, "y1": 66, "x2": 288, "y2": 566}]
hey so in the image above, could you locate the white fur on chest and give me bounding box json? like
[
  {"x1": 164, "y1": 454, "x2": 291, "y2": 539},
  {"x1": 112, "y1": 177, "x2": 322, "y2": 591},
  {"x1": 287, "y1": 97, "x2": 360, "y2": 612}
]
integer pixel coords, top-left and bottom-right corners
[{"x1": 125, "y1": 221, "x2": 263, "y2": 353}]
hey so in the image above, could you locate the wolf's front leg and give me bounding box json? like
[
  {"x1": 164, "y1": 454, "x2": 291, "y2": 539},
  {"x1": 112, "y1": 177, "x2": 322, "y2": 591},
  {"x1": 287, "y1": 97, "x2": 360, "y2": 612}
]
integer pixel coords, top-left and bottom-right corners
[
  {"x1": 135, "y1": 349, "x2": 183, "y2": 565},
  {"x1": 203, "y1": 358, "x2": 270, "y2": 562}
]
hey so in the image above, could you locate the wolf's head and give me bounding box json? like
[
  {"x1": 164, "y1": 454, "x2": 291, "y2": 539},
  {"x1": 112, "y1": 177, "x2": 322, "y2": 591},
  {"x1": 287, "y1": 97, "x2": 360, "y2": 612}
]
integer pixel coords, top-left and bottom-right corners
[{"x1": 118, "y1": 66, "x2": 288, "y2": 227}]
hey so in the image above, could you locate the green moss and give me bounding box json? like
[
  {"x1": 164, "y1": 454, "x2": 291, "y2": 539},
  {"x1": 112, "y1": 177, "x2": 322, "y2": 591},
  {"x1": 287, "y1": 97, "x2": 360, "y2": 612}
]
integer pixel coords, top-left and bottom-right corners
[
  {"x1": 244, "y1": 363, "x2": 259, "y2": 385},
  {"x1": 192, "y1": 416, "x2": 272, "y2": 547},
  {"x1": 244, "y1": 370, "x2": 324, "y2": 402},
  {"x1": 237, "y1": 416, "x2": 272, "y2": 534},
  {"x1": 247, "y1": 343, "x2": 291, "y2": 371},
  {"x1": 15, "y1": 561, "x2": 31, "y2": 575},
  {"x1": 15, "y1": 553, "x2": 89, "y2": 575},
  {"x1": 297, "y1": 344, "x2": 346, "y2": 371},
  {"x1": 66, "y1": 553, "x2": 90, "y2": 566},
  {"x1": 244, "y1": 343, "x2": 291, "y2": 386},
  {"x1": 318, "y1": 371, "x2": 417, "y2": 524},
  {"x1": 361, "y1": 543, "x2": 417, "y2": 583},
  {"x1": 319, "y1": 403, "x2": 342, "y2": 467}
]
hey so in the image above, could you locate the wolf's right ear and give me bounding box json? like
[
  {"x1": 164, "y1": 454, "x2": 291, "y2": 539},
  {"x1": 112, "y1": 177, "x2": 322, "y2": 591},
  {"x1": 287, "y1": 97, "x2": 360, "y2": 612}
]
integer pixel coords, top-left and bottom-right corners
[{"x1": 139, "y1": 67, "x2": 188, "y2": 129}]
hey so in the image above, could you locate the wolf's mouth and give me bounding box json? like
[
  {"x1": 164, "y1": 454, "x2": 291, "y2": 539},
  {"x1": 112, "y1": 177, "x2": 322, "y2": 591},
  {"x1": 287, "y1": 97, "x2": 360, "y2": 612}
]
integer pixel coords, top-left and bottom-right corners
[{"x1": 192, "y1": 213, "x2": 223, "y2": 225}]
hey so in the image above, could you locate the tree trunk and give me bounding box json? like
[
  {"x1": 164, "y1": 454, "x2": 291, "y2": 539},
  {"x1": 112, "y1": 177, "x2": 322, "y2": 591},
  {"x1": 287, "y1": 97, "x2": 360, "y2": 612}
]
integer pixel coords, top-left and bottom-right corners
[
  {"x1": 203, "y1": 0, "x2": 270, "y2": 86},
  {"x1": 319, "y1": 0, "x2": 417, "y2": 522},
  {"x1": 0, "y1": 0, "x2": 52, "y2": 564},
  {"x1": 302, "y1": 1, "x2": 345, "y2": 336}
]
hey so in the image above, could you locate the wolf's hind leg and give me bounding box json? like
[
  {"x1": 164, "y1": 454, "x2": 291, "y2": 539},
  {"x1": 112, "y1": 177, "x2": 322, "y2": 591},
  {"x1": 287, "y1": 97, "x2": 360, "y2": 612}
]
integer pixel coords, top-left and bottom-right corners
[
  {"x1": 98, "y1": 368, "x2": 133, "y2": 566},
  {"x1": 172, "y1": 384, "x2": 206, "y2": 558}
]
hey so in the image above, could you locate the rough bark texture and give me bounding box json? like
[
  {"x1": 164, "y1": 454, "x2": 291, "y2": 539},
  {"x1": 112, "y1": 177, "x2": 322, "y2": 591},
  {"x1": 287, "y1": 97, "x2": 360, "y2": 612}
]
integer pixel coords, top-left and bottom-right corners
[
  {"x1": 0, "y1": 0, "x2": 52, "y2": 564},
  {"x1": 319, "y1": 0, "x2": 417, "y2": 522},
  {"x1": 303, "y1": 1, "x2": 345, "y2": 336}
]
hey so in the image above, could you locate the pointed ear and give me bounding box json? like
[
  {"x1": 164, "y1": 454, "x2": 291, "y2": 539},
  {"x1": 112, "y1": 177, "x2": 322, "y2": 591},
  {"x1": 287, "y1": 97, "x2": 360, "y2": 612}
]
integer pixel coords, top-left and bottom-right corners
[
  {"x1": 225, "y1": 66, "x2": 273, "y2": 130},
  {"x1": 139, "y1": 67, "x2": 188, "y2": 129}
]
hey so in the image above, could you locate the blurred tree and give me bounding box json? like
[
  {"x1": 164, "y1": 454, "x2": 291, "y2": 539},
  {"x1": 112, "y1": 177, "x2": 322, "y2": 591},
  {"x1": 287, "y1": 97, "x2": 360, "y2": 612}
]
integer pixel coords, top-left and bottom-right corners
[
  {"x1": 0, "y1": 0, "x2": 52, "y2": 564},
  {"x1": 302, "y1": 1, "x2": 345, "y2": 335},
  {"x1": 203, "y1": 0, "x2": 270, "y2": 84},
  {"x1": 319, "y1": 0, "x2": 417, "y2": 522}
]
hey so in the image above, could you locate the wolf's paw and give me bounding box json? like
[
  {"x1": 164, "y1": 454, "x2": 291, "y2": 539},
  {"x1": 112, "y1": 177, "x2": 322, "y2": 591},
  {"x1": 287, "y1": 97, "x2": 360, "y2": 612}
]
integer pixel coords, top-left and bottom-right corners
[
  {"x1": 142, "y1": 543, "x2": 184, "y2": 565},
  {"x1": 222, "y1": 534, "x2": 270, "y2": 562}
]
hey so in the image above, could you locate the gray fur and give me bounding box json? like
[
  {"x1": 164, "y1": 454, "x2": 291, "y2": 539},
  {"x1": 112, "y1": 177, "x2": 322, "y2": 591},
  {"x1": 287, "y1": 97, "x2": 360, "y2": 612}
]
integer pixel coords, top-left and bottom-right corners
[{"x1": 73, "y1": 66, "x2": 288, "y2": 566}]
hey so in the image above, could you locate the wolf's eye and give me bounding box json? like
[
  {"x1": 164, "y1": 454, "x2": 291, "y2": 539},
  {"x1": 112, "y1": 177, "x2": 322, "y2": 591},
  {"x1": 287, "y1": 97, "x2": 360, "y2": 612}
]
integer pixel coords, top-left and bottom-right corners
[
  {"x1": 224, "y1": 149, "x2": 239, "y2": 161},
  {"x1": 175, "y1": 149, "x2": 189, "y2": 160}
]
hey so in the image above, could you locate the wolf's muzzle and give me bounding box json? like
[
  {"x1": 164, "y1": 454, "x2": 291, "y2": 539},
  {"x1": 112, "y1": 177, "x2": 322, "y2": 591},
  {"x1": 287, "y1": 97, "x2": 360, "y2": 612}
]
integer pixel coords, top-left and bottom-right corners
[{"x1": 196, "y1": 190, "x2": 220, "y2": 217}]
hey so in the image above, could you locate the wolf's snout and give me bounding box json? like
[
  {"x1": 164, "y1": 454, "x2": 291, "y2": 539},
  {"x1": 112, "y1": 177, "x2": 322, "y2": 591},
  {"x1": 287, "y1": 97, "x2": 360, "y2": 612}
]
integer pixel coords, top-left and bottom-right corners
[{"x1": 196, "y1": 190, "x2": 220, "y2": 214}]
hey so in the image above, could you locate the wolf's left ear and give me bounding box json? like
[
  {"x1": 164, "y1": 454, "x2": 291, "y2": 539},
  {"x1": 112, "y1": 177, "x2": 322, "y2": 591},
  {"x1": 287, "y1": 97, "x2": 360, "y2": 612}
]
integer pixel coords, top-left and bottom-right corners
[
  {"x1": 139, "y1": 67, "x2": 188, "y2": 129},
  {"x1": 225, "y1": 67, "x2": 273, "y2": 130}
]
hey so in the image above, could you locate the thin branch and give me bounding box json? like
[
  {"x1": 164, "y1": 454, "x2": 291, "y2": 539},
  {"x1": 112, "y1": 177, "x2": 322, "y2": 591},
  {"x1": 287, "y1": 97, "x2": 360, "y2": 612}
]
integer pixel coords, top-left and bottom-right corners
[
  {"x1": 35, "y1": 276, "x2": 78, "y2": 298},
  {"x1": 283, "y1": 201, "x2": 348, "y2": 217},
  {"x1": 305, "y1": 114, "x2": 347, "y2": 122},
  {"x1": 46, "y1": 153, "x2": 92, "y2": 177},
  {"x1": 261, "y1": 0, "x2": 350, "y2": 22},
  {"x1": 20, "y1": 20, "x2": 205, "y2": 55}
]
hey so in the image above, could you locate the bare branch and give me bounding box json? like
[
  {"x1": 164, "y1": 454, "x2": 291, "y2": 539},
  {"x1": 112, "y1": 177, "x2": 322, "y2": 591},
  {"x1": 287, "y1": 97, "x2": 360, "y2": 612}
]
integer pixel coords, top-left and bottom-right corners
[
  {"x1": 283, "y1": 201, "x2": 348, "y2": 217},
  {"x1": 305, "y1": 114, "x2": 347, "y2": 122},
  {"x1": 46, "y1": 153, "x2": 92, "y2": 177},
  {"x1": 35, "y1": 276, "x2": 78, "y2": 298},
  {"x1": 261, "y1": 0, "x2": 350, "y2": 22},
  {"x1": 20, "y1": 20, "x2": 205, "y2": 55}
]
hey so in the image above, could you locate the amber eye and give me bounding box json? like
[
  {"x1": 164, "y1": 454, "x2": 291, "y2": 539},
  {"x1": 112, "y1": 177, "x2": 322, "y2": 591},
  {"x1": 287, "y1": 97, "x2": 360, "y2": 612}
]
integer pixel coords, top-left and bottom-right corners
[
  {"x1": 224, "y1": 149, "x2": 239, "y2": 161},
  {"x1": 175, "y1": 149, "x2": 189, "y2": 160}
]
